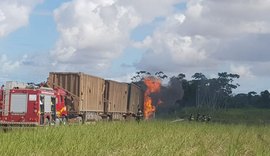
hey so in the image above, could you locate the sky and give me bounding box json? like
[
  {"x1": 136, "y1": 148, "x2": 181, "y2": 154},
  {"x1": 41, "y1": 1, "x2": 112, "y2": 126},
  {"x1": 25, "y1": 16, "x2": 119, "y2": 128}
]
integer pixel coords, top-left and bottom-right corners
[{"x1": 0, "y1": 0, "x2": 270, "y2": 94}]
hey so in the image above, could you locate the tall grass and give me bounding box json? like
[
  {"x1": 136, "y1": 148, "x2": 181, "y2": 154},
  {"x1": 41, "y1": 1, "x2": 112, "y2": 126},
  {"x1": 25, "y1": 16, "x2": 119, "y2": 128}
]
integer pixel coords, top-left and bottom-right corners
[
  {"x1": 174, "y1": 108, "x2": 270, "y2": 125},
  {"x1": 1, "y1": 121, "x2": 270, "y2": 156}
]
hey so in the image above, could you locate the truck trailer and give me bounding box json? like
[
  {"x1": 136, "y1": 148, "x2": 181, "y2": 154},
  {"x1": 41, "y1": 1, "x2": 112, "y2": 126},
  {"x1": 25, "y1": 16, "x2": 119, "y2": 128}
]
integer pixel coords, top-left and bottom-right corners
[
  {"x1": 48, "y1": 72, "x2": 106, "y2": 122},
  {"x1": 104, "y1": 80, "x2": 129, "y2": 120},
  {"x1": 47, "y1": 72, "x2": 145, "y2": 122},
  {"x1": 127, "y1": 83, "x2": 144, "y2": 117}
]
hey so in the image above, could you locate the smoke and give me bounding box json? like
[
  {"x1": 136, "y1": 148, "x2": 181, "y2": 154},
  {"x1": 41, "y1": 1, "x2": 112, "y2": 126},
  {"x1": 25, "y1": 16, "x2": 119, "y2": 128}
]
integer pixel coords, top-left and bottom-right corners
[
  {"x1": 134, "y1": 74, "x2": 184, "y2": 117},
  {"x1": 162, "y1": 78, "x2": 184, "y2": 106},
  {"x1": 147, "y1": 77, "x2": 184, "y2": 115}
]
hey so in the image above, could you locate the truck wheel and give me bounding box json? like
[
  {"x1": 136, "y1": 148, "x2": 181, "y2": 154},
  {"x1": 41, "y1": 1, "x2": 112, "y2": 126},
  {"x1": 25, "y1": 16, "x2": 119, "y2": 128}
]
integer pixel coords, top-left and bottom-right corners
[
  {"x1": 61, "y1": 116, "x2": 68, "y2": 125},
  {"x1": 77, "y1": 116, "x2": 83, "y2": 124}
]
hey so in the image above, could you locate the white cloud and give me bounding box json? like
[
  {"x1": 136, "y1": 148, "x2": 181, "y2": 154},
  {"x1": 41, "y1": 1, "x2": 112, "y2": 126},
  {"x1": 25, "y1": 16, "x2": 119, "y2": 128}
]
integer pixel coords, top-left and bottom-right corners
[
  {"x1": 107, "y1": 72, "x2": 135, "y2": 83},
  {"x1": 186, "y1": 0, "x2": 203, "y2": 18},
  {"x1": 119, "y1": 0, "x2": 182, "y2": 23},
  {"x1": 0, "y1": 0, "x2": 44, "y2": 83},
  {"x1": 137, "y1": 32, "x2": 210, "y2": 69},
  {"x1": 181, "y1": 0, "x2": 270, "y2": 37},
  {"x1": 51, "y1": 0, "x2": 183, "y2": 71},
  {"x1": 249, "y1": 61, "x2": 270, "y2": 77},
  {"x1": 0, "y1": 9, "x2": 6, "y2": 22},
  {"x1": 0, "y1": 0, "x2": 42, "y2": 37},
  {"x1": 52, "y1": 0, "x2": 142, "y2": 70},
  {"x1": 1, "y1": 0, "x2": 270, "y2": 93},
  {"x1": 230, "y1": 64, "x2": 254, "y2": 79},
  {"x1": 174, "y1": 14, "x2": 186, "y2": 23},
  {"x1": 135, "y1": 12, "x2": 218, "y2": 72},
  {"x1": 135, "y1": 0, "x2": 270, "y2": 78},
  {"x1": 0, "y1": 54, "x2": 27, "y2": 73}
]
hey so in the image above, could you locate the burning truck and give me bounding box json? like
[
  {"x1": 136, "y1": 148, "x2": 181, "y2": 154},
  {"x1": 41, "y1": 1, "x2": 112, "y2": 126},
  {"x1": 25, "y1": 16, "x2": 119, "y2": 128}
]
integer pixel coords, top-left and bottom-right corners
[
  {"x1": 0, "y1": 72, "x2": 145, "y2": 126},
  {"x1": 47, "y1": 72, "x2": 144, "y2": 122}
]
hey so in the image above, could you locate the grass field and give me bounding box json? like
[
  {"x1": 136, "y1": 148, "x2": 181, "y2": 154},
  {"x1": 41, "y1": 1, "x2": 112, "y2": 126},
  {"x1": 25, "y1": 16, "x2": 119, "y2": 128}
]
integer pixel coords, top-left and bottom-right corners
[
  {"x1": 161, "y1": 108, "x2": 270, "y2": 125},
  {"x1": 1, "y1": 121, "x2": 270, "y2": 156}
]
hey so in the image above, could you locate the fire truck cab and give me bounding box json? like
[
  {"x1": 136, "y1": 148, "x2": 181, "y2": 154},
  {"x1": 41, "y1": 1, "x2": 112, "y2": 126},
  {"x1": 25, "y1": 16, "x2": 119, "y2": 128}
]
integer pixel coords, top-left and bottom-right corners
[{"x1": 0, "y1": 83, "x2": 59, "y2": 126}]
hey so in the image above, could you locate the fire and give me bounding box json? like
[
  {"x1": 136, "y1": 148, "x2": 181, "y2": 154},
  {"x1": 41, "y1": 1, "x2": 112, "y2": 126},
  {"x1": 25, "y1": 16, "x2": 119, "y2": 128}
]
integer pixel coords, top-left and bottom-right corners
[{"x1": 144, "y1": 76, "x2": 161, "y2": 119}]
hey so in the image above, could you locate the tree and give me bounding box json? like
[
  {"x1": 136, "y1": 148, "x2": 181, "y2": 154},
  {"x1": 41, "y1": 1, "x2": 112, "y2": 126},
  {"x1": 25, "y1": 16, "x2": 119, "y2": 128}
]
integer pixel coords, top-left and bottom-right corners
[
  {"x1": 217, "y1": 72, "x2": 240, "y2": 95},
  {"x1": 177, "y1": 73, "x2": 186, "y2": 80},
  {"x1": 212, "y1": 72, "x2": 240, "y2": 108},
  {"x1": 230, "y1": 93, "x2": 248, "y2": 108},
  {"x1": 192, "y1": 73, "x2": 207, "y2": 80},
  {"x1": 131, "y1": 71, "x2": 151, "y2": 83},
  {"x1": 247, "y1": 91, "x2": 257, "y2": 106},
  {"x1": 155, "y1": 71, "x2": 168, "y2": 80},
  {"x1": 259, "y1": 90, "x2": 270, "y2": 108},
  {"x1": 188, "y1": 72, "x2": 240, "y2": 109}
]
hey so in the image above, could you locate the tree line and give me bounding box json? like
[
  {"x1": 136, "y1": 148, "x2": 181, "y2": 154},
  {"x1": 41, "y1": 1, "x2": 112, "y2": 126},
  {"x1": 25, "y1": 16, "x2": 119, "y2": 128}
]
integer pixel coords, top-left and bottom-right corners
[{"x1": 132, "y1": 71, "x2": 270, "y2": 113}]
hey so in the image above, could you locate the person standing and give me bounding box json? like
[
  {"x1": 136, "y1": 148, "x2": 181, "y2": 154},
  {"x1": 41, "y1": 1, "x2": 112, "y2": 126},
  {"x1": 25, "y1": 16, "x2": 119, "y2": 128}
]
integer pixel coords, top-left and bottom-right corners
[{"x1": 136, "y1": 108, "x2": 143, "y2": 123}]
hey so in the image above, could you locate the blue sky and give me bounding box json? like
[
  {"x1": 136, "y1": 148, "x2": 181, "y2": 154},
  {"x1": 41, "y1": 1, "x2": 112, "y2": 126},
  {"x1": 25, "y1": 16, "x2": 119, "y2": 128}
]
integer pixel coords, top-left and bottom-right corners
[
  {"x1": 0, "y1": 1, "x2": 59, "y2": 55},
  {"x1": 0, "y1": 0, "x2": 270, "y2": 94}
]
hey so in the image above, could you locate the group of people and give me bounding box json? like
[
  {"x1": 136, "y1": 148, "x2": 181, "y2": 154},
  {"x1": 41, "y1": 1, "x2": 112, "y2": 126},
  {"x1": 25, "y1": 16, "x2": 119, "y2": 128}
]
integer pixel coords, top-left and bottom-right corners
[
  {"x1": 189, "y1": 113, "x2": 211, "y2": 122},
  {"x1": 134, "y1": 109, "x2": 212, "y2": 123}
]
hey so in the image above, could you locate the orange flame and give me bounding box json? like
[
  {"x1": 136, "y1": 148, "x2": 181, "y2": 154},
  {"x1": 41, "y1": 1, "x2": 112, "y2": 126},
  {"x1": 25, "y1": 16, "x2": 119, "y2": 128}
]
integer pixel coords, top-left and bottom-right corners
[{"x1": 144, "y1": 76, "x2": 161, "y2": 119}]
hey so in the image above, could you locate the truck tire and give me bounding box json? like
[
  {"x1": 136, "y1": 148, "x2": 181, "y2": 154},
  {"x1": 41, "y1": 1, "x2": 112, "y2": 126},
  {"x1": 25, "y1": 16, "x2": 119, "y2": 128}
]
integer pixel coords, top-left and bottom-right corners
[{"x1": 77, "y1": 116, "x2": 83, "y2": 124}]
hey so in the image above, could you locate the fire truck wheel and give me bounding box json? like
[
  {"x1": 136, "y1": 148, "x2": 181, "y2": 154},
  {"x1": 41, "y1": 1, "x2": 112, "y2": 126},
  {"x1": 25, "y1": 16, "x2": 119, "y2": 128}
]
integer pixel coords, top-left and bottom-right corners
[{"x1": 61, "y1": 116, "x2": 68, "y2": 125}]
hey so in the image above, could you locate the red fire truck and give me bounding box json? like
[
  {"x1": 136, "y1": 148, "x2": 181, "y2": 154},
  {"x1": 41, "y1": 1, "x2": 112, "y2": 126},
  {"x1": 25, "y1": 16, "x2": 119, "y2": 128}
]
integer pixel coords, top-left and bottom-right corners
[{"x1": 0, "y1": 82, "x2": 67, "y2": 126}]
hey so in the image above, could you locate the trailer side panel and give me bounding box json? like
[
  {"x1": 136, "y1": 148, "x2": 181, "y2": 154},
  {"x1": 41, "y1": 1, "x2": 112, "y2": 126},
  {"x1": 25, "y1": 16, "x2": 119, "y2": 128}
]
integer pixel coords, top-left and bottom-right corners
[
  {"x1": 48, "y1": 72, "x2": 105, "y2": 114},
  {"x1": 80, "y1": 73, "x2": 104, "y2": 112},
  {"x1": 128, "y1": 84, "x2": 144, "y2": 115},
  {"x1": 105, "y1": 80, "x2": 129, "y2": 114}
]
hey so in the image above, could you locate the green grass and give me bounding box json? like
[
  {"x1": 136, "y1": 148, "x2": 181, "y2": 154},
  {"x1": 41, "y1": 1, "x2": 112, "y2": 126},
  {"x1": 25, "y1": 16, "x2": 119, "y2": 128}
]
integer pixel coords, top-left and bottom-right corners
[
  {"x1": 171, "y1": 108, "x2": 270, "y2": 125},
  {"x1": 1, "y1": 121, "x2": 270, "y2": 156}
]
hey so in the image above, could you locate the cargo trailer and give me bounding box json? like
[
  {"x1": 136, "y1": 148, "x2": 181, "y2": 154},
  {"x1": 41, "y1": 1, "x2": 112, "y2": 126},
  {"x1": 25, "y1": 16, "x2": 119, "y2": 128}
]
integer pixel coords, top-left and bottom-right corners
[
  {"x1": 127, "y1": 83, "x2": 144, "y2": 117},
  {"x1": 104, "y1": 80, "x2": 129, "y2": 120},
  {"x1": 48, "y1": 72, "x2": 105, "y2": 122}
]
